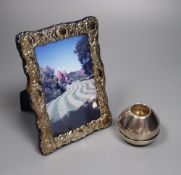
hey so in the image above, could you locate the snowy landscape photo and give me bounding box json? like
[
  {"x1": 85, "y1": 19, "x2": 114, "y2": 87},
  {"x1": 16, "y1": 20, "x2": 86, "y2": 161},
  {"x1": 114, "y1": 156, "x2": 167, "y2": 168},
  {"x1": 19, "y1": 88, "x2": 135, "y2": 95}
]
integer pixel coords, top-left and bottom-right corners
[{"x1": 35, "y1": 34, "x2": 100, "y2": 136}]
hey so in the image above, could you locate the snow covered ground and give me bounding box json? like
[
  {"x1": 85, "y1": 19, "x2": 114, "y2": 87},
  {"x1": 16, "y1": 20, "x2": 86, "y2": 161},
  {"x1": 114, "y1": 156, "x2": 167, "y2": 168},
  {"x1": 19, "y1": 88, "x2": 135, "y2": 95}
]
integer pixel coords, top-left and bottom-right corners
[{"x1": 46, "y1": 79, "x2": 97, "y2": 123}]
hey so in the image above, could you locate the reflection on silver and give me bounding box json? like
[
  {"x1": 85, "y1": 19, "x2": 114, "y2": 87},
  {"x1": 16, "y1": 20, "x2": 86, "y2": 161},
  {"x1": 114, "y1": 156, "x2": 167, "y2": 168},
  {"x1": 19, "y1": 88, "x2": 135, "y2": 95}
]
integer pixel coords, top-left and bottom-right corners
[
  {"x1": 117, "y1": 103, "x2": 160, "y2": 146},
  {"x1": 92, "y1": 101, "x2": 98, "y2": 109}
]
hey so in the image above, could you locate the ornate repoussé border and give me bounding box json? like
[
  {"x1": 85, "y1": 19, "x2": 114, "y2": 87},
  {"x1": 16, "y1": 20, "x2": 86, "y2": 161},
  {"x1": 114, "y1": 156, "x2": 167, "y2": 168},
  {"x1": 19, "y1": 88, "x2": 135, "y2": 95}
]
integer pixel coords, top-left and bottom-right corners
[{"x1": 16, "y1": 16, "x2": 112, "y2": 155}]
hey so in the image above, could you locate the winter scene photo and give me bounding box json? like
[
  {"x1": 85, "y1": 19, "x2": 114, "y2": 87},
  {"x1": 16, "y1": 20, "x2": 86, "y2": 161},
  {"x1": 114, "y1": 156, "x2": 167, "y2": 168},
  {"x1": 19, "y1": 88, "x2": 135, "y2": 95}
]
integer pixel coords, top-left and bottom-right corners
[{"x1": 35, "y1": 34, "x2": 100, "y2": 136}]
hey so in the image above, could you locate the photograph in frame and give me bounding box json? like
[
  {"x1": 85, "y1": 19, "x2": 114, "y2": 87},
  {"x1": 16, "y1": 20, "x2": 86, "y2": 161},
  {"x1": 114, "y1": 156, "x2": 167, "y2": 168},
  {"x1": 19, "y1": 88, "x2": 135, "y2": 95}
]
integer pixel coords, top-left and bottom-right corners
[{"x1": 35, "y1": 34, "x2": 101, "y2": 136}]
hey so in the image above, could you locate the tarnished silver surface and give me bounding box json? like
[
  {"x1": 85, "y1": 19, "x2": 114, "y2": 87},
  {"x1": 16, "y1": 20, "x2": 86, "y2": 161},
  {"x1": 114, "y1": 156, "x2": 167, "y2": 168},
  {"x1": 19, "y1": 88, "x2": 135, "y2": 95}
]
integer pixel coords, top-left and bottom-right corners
[{"x1": 117, "y1": 103, "x2": 160, "y2": 145}]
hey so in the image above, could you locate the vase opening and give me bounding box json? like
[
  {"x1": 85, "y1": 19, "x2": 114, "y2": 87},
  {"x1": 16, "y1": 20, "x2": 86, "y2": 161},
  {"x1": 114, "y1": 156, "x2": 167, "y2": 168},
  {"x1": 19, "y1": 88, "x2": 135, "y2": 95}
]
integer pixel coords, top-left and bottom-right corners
[{"x1": 130, "y1": 103, "x2": 151, "y2": 117}]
